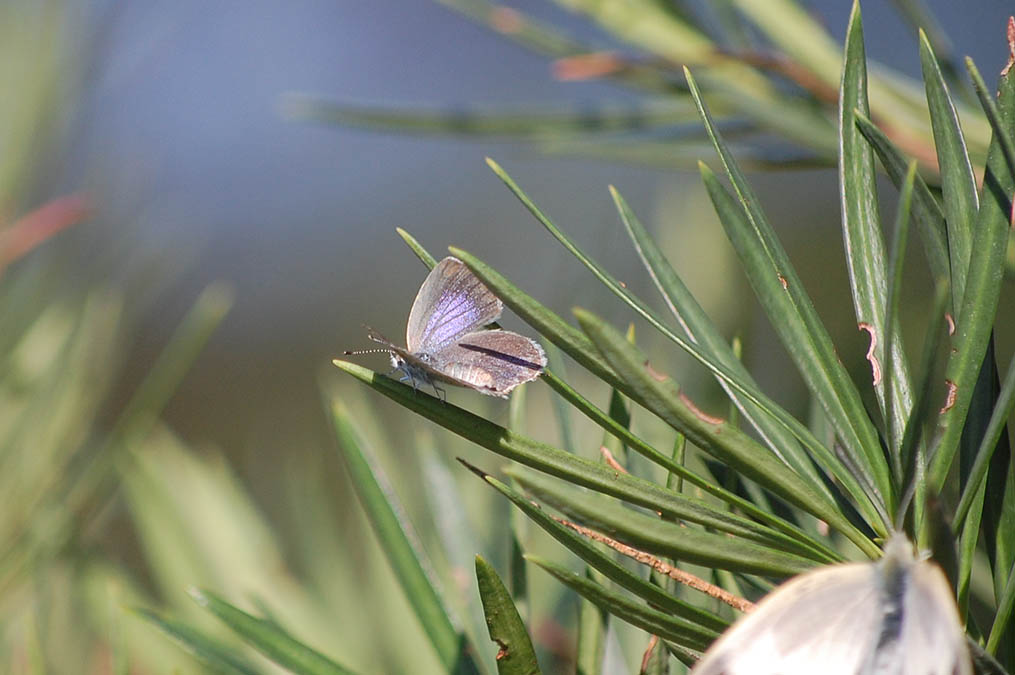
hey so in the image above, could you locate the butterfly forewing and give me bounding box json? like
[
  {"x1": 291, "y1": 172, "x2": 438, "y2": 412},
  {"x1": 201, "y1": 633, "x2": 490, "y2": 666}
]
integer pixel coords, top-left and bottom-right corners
[
  {"x1": 691, "y1": 564, "x2": 882, "y2": 675},
  {"x1": 429, "y1": 329, "x2": 546, "y2": 397},
  {"x1": 406, "y1": 257, "x2": 503, "y2": 353}
]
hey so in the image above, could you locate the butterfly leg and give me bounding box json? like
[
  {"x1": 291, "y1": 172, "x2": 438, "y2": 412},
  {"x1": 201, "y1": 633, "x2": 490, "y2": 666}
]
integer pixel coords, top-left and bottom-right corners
[
  {"x1": 388, "y1": 365, "x2": 420, "y2": 394},
  {"x1": 431, "y1": 381, "x2": 446, "y2": 402}
]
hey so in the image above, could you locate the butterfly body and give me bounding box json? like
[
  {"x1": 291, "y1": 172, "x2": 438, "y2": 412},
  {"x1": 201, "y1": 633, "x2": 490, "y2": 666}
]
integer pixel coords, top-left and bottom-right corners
[{"x1": 360, "y1": 257, "x2": 546, "y2": 398}]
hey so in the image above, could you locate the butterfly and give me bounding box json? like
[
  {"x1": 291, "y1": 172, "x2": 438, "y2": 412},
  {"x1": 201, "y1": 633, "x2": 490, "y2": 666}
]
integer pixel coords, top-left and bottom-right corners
[
  {"x1": 690, "y1": 534, "x2": 971, "y2": 675},
  {"x1": 347, "y1": 256, "x2": 546, "y2": 399}
]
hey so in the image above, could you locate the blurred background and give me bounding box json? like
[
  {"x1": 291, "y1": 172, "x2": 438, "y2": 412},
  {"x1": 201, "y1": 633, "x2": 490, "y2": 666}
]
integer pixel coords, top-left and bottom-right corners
[{"x1": 2, "y1": 1, "x2": 1013, "y2": 672}]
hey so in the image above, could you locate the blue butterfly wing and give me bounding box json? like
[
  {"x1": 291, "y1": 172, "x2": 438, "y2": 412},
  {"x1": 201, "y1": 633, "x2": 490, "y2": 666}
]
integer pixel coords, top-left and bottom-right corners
[{"x1": 406, "y1": 257, "x2": 503, "y2": 354}]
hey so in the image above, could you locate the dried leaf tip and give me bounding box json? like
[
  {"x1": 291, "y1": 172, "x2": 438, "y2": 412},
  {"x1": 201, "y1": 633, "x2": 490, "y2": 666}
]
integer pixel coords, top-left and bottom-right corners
[
  {"x1": 1003, "y1": 17, "x2": 1015, "y2": 77},
  {"x1": 640, "y1": 636, "x2": 661, "y2": 674},
  {"x1": 940, "y1": 379, "x2": 958, "y2": 414},
  {"x1": 643, "y1": 360, "x2": 669, "y2": 382},
  {"x1": 858, "y1": 323, "x2": 882, "y2": 386},
  {"x1": 679, "y1": 392, "x2": 725, "y2": 425},
  {"x1": 600, "y1": 446, "x2": 628, "y2": 473}
]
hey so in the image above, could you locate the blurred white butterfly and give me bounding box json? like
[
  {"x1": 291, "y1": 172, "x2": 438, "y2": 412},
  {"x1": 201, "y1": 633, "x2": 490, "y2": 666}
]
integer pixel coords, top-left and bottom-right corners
[{"x1": 691, "y1": 534, "x2": 971, "y2": 675}]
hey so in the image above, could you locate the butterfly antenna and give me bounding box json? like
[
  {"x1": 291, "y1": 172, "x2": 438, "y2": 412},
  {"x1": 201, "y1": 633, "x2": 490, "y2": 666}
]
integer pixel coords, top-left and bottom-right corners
[
  {"x1": 344, "y1": 325, "x2": 398, "y2": 356},
  {"x1": 361, "y1": 324, "x2": 393, "y2": 344}
]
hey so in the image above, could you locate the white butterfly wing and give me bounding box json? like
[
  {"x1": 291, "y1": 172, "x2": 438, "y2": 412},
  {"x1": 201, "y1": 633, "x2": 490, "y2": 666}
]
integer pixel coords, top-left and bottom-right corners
[
  {"x1": 406, "y1": 257, "x2": 503, "y2": 354},
  {"x1": 693, "y1": 536, "x2": 972, "y2": 675},
  {"x1": 691, "y1": 564, "x2": 883, "y2": 675},
  {"x1": 896, "y1": 561, "x2": 971, "y2": 675}
]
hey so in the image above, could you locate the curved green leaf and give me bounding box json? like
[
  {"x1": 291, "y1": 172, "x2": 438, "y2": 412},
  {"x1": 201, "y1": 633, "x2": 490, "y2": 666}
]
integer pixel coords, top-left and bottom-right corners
[
  {"x1": 882, "y1": 162, "x2": 918, "y2": 480},
  {"x1": 954, "y1": 351, "x2": 1015, "y2": 527},
  {"x1": 475, "y1": 556, "x2": 541, "y2": 675},
  {"x1": 896, "y1": 283, "x2": 951, "y2": 538},
  {"x1": 919, "y1": 29, "x2": 978, "y2": 304},
  {"x1": 853, "y1": 112, "x2": 950, "y2": 287},
  {"x1": 986, "y1": 557, "x2": 1015, "y2": 655},
  {"x1": 396, "y1": 227, "x2": 438, "y2": 269},
  {"x1": 840, "y1": 3, "x2": 912, "y2": 466},
  {"x1": 967, "y1": 57, "x2": 1015, "y2": 184},
  {"x1": 576, "y1": 567, "x2": 608, "y2": 675}
]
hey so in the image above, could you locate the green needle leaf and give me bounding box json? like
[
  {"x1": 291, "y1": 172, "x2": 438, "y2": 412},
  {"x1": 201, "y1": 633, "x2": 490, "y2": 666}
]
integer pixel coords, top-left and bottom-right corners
[
  {"x1": 329, "y1": 400, "x2": 479, "y2": 675},
  {"x1": 839, "y1": 2, "x2": 913, "y2": 462},
  {"x1": 986, "y1": 558, "x2": 1015, "y2": 655},
  {"x1": 509, "y1": 465, "x2": 816, "y2": 577},
  {"x1": 189, "y1": 589, "x2": 356, "y2": 675},
  {"x1": 133, "y1": 607, "x2": 260, "y2": 675},
  {"x1": 882, "y1": 161, "x2": 918, "y2": 482},
  {"x1": 685, "y1": 65, "x2": 892, "y2": 529},
  {"x1": 573, "y1": 307, "x2": 879, "y2": 558},
  {"x1": 966, "y1": 57, "x2": 1015, "y2": 185},
  {"x1": 475, "y1": 556, "x2": 541, "y2": 675},
  {"x1": 463, "y1": 465, "x2": 729, "y2": 632},
  {"x1": 610, "y1": 185, "x2": 824, "y2": 495},
  {"x1": 396, "y1": 227, "x2": 439, "y2": 269},
  {"x1": 332, "y1": 360, "x2": 802, "y2": 547},
  {"x1": 284, "y1": 97, "x2": 695, "y2": 138},
  {"x1": 526, "y1": 556, "x2": 717, "y2": 653},
  {"x1": 929, "y1": 51, "x2": 1015, "y2": 492},
  {"x1": 919, "y1": 29, "x2": 978, "y2": 303},
  {"x1": 853, "y1": 112, "x2": 951, "y2": 290},
  {"x1": 954, "y1": 350, "x2": 1015, "y2": 527},
  {"x1": 540, "y1": 369, "x2": 838, "y2": 562},
  {"x1": 696, "y1": 166, "x2": 887, "y2": 532}
]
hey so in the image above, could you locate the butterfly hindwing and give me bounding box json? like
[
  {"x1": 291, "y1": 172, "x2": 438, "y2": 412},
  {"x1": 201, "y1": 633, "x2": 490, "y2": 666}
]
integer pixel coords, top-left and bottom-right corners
[
  {"x1": 426, "y1": 329, "x2": 546, "y2": 397},
  {"x1": 406, "y1": 257, "x2": 503, "y2": 354}
]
